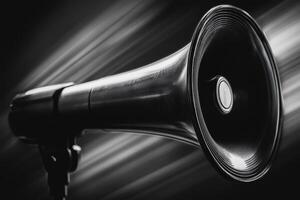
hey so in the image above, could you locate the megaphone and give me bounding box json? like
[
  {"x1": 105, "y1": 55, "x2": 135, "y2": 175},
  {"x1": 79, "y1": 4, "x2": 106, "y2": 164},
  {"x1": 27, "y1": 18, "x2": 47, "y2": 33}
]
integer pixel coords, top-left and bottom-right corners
[{"x1": 8, "y1": 5, "x2": 282, "y2": 199}]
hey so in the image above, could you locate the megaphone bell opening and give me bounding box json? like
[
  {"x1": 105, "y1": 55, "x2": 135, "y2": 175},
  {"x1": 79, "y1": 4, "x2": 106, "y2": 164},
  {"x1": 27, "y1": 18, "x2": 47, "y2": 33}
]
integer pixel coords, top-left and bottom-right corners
[{"x1": 189, "y1": 5, "x2": 281, "y2": 181}]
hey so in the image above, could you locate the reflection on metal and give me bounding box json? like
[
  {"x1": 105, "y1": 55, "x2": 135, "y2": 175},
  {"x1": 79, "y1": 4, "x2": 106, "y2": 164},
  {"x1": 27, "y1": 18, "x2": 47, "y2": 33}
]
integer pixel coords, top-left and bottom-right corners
[
  {"x1": 259, "y1": 0, "x2": 300, "y2": 158},
  {"x1": 215, "y1": 76, "x2": 233, "y2": 114},
  {"x1": 9, "y1": 6, "x2": 282, "y2": 198},
  {"x1": 4, "y1": 0, "x2": 300, "y2": 199}
]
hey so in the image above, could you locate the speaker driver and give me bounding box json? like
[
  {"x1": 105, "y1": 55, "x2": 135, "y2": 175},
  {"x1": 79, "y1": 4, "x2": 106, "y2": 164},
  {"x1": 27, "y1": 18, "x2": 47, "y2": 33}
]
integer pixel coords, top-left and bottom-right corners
[{"x1": 188, "y1": 5, "x2": 282, "y2": 182}]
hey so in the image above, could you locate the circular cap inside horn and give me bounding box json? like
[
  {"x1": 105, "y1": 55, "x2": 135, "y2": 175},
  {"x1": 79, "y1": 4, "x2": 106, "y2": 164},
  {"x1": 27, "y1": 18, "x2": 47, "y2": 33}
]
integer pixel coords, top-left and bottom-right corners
[
  {"x1": 215, "y1": 76, "x2": 233, "y2": 114},
  {"x1": 188, "y1": 5, "x2": 281, "y2": 182}
]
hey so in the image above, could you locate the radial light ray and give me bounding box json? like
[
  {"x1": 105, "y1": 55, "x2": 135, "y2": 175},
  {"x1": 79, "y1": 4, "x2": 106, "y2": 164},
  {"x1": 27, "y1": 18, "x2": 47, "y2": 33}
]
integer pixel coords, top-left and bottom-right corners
[
  {"x1": 3, "y1": 1, "x2": 300, "y2": 199},
  {"x1": 259, "y1": 0, "x2": 300, "y2": 154}
]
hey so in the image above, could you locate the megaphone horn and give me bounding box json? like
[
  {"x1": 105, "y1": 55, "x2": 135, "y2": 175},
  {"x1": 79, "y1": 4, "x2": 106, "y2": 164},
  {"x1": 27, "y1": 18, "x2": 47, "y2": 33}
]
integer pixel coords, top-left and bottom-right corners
[{"x1": 8, "y1": 5, "x2": 282, "y2": 199}]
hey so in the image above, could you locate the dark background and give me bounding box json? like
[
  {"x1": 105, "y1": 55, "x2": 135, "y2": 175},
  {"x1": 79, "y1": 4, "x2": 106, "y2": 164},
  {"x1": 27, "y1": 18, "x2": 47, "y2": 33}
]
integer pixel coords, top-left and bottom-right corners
[{"x1": 1, "y1": 0, "x2": 300, "y2": 199}]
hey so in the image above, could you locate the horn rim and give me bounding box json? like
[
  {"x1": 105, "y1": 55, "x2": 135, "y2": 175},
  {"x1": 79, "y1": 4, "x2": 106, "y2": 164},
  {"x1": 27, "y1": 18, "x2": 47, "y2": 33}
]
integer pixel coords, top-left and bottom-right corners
[{"x1": 187, "y1": 5, "x2": 282, "y2": 182}]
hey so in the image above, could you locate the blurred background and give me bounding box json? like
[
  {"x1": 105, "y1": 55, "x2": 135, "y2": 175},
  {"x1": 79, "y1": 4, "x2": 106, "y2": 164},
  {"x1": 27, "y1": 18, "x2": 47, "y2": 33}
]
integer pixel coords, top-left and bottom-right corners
[{"x1": 1, "y1": 0, "x2": 300, "y2": 199}]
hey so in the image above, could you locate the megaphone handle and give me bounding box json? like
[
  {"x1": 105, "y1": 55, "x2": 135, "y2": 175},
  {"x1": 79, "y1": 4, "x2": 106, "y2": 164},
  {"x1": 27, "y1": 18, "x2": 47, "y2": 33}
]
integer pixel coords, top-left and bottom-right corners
[{"x1": 39, "y1": 138, "x2": 81, "y2": 200}]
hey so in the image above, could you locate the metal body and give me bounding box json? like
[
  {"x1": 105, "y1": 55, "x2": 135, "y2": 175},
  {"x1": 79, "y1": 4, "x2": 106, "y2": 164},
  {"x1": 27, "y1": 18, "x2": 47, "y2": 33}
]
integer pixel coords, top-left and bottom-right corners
[
  {"x1": 8, "y1": 6, "x2": 282, "y2": 196},
  {"x1": 58, "y1": 44, "x2": 198, "y2": 145}
]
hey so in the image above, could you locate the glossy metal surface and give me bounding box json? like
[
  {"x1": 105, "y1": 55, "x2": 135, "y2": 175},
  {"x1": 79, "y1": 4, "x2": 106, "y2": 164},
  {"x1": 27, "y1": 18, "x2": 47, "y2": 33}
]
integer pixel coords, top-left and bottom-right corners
[
  {"x1": 8, "y1": 5, "x2": 282, "y2": 184},
  {"x1": 260, "y1": 0, "x2": 300, "y2": 165},
  {"x1": 215, "y1": 76, "x2": 233, "y2": 114},
  {"x1": 8, "y1": 83, "x2": 74, "y2": 142},
  {"x1": 189, "y1": 5, "x2": 281, "y2": 181},
  {"x1": 5, "y1": 0, "x2": 300, "y2": 199},
  {"x1": 59, "y1": 44, "x2": 197, "y2": 146}
]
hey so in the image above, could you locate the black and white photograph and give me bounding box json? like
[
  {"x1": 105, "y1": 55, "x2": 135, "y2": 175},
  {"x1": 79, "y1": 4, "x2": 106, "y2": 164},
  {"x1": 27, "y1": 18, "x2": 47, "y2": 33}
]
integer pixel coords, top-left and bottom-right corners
[{"x1": 1, "y1": 0, "x2": 300, "y2": 199}]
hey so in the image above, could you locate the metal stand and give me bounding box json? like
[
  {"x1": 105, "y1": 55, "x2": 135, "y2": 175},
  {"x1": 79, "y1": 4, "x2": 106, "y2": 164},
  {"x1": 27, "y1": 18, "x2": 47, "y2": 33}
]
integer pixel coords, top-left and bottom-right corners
[{"x1": 39, "y1": 138, "x2": 81, "y2": 200}]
